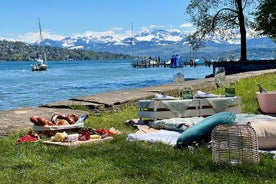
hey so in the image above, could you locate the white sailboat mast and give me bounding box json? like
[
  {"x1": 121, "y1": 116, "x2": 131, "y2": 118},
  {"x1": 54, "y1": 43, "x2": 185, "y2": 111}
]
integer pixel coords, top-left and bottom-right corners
[
  {"x1": 131, "y1": 22, "x2": 134, "y2": 59},
  {"x1": 38, "y1": 17, "x2": 43, "y2": 43},
  {"x1": 38, "y1": 17, "x2": 47, "y2": 62}
]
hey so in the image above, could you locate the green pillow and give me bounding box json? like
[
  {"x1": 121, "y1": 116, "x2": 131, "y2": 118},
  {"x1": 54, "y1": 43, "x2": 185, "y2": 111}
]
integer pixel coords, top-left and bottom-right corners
[{"x1": 176, "y1": 112, "x2": 236, "y2": 148}]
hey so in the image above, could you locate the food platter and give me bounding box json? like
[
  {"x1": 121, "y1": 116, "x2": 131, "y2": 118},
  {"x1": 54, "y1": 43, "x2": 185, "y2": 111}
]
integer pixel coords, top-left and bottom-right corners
[{"x1": 43, "y1": 136, "x2": 113, "y2": 147}]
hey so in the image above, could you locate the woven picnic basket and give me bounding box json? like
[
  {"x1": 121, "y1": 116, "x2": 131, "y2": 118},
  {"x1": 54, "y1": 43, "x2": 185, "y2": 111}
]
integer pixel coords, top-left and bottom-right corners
[{"x1": 211, "y1": 123, "x2": 259, "y2": 164}]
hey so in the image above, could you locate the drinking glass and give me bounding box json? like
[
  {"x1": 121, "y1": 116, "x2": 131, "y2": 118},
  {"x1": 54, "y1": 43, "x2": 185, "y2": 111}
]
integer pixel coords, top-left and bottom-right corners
[
  {"x1": 182, "y1": 86, "x2": 193, "y2": 99},
  {"x1": 173, "y1": 71, "x2": 185, "y2": 98},
  {"x1": 225, "y1": 82, "x2": 235, "y2": 97},
  {"x1": 215, "y1": 67, "x2": 225, "y2": 87}
]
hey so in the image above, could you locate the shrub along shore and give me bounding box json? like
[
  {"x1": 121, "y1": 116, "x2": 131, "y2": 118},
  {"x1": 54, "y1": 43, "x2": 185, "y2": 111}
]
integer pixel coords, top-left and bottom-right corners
[{"x1": 0, "y1": 71, "x2": 276, "y2": 183}]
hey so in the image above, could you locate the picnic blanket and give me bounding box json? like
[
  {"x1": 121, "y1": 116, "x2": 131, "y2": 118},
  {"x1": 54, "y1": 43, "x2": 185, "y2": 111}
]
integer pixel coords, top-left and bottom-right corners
[
  {"x1": 127, "y1": 114, "x2": 276, "y2": 156},
  {"x1": 127, "y1": 130, "x2": 182, "y2": 146}
]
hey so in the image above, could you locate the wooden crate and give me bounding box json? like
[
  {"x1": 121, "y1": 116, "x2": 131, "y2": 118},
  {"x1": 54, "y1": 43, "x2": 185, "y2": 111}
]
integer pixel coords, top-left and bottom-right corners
[{"x1": 138, "y1": 97, "x2": 241, "y2": 121}]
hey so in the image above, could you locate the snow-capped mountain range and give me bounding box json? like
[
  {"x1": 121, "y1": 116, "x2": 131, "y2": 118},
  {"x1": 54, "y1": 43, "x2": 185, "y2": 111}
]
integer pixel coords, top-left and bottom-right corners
[{"x1": 37, "y1": 28, "x2": 275, "y2": 60}]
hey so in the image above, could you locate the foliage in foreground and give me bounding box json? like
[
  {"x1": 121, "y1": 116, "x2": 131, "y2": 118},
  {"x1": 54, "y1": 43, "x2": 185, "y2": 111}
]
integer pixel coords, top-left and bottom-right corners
[
  {"x1": 254, "y1": 0, "x2": 276, "y2": 42},
  {"x1": 0, "y1": 73, "x2": 276, "y2": 183}
]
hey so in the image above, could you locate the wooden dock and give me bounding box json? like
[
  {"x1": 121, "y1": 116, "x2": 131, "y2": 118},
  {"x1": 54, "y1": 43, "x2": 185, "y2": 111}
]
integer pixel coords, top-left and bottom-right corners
[
  {"x1": 131, "y1": 60, "x2": 212, "y2": 68},
  {"x1": 131, "y1": 60, "x2": 170, "y2": 68}
]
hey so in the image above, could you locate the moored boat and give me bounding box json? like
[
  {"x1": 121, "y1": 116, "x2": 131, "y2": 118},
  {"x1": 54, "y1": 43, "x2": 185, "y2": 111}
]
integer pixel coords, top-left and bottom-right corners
[
  {"x1": 170, "y1": 55, "x2": 184, "y2": 68},
  {"x1": 31, "y1": 59, "x2": 47, "y2": 71},
  {"x1": 31, "y1": 18, "x2": 47, "y2": 71}
]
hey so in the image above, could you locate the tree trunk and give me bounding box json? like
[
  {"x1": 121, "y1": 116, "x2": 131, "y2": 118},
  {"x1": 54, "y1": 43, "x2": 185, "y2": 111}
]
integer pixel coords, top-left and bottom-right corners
[{"x1": 237, "y1": 0, "x2": 247, "y2": 61}]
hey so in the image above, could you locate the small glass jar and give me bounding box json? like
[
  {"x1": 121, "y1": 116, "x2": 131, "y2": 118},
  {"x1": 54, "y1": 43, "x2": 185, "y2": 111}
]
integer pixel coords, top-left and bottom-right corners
[
  {"x1": 225, "y1": 83, "x2": 235, "y2": 97},
  {"x1": 182, "y1": 87, "x2": 193, "y2": 99}
]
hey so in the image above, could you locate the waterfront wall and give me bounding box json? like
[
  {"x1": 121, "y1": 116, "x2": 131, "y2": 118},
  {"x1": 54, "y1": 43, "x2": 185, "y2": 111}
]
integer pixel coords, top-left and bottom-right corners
[{"x1": 213, "y1": 60, "x2": 276, "y2": 75}]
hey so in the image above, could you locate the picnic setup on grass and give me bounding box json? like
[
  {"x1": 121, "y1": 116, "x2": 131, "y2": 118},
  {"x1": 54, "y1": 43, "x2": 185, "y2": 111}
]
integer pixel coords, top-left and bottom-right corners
[
  {"x1": 126, "y1": 83, "x2": 276, "y2": 164},
  {"x1": 15, "y1": 74, "x2": 276, "y2": 165}
]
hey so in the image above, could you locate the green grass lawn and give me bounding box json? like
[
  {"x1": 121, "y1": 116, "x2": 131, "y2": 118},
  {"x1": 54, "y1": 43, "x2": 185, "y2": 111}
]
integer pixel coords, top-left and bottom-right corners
[{"x1": 1, "y1": 73, "x2": 276, "y2": 184}]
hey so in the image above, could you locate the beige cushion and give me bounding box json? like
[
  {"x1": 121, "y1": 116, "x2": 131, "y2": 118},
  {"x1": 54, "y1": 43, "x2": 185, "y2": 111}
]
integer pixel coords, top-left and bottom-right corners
[{"x1": 250, "y1": 120, "x2": 276, "y2": 149}]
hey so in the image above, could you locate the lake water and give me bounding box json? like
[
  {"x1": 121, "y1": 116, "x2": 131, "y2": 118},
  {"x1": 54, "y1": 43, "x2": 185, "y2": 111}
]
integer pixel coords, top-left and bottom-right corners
[{"x1": 0, "y1": 60, "x2": 212, "y2": 111}]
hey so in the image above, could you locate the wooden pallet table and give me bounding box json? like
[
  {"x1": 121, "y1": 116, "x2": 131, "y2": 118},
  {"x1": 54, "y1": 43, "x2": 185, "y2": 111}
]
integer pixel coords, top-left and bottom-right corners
[{"x1": 138, "y1": 96, "x2": 241, "y2": 121}]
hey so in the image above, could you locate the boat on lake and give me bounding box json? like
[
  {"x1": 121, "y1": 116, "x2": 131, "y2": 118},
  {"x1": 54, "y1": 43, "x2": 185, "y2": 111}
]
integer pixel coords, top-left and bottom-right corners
[
  {"x1": 170, "y1": 55, "x2": 184, "y2": 68},
  {"x1": 31, "y1": 18, "x2": 47, "y2": 71},
  {"x1": 31, "y1": 58, "x2": 47, "y2": 71}
]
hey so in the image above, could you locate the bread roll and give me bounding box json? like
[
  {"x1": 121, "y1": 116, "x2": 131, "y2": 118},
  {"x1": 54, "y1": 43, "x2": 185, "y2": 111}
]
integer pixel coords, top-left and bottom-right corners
[
  {"x1": 37, "y1": 117, "x2": 54, "y2": 126},
  {"x1": 66, "y1": 114, "x2": 79, "y2": 124},
  {"x1": 30, "y1": 116, "x2": 42, "y2": 125},
  {"x1": 57, "y1": 119, "x2": 70, "y2": 126}
]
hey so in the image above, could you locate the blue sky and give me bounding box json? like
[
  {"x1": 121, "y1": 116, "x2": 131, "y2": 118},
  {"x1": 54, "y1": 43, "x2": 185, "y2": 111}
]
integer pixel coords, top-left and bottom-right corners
[{"x1": 0, "y1": 0, "x2": 192, "y2": 42}]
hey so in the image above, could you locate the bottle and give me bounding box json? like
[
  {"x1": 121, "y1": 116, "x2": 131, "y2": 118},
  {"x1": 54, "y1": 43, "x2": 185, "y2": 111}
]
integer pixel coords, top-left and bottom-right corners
[
  {"x1": 75, "y1": 114, "x2": 88, "y2": 124},
  {"x1": 258, "y1": 84, "x2": 267, "y2": 94}
]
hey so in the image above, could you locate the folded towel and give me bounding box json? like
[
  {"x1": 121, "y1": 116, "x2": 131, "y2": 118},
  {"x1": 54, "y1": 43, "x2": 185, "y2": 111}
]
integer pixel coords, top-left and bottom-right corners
[
  {"x1": 150, "y1": 117, "x2": 204, "y2": 131},
  {"x1": 196, "y1": 90, "x2": 219, "y2": 98},
  {"x1": 154, "y1": 93, "x2": 175, "y2": 99},
  {"x1": 127, "y1": 130, "x2": 182, "y2": 146}
]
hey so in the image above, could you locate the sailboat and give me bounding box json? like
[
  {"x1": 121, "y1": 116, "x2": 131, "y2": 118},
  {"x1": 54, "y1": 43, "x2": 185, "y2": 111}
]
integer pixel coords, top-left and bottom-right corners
[{"x1": 31, "y1": 18, "x2": 47, "y2": 71}]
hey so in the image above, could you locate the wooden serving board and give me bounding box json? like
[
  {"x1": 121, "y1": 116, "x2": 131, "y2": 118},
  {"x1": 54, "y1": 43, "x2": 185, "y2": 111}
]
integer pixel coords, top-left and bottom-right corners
[{"x1": 43, "y1": 136, "x2": 113, "y2": 147}]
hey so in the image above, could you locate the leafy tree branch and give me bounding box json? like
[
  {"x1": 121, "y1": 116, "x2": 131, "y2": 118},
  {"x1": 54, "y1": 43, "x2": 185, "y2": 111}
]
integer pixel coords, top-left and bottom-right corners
[{"x1": 186, "y1": 0, "x2": 259, "y2": 61}]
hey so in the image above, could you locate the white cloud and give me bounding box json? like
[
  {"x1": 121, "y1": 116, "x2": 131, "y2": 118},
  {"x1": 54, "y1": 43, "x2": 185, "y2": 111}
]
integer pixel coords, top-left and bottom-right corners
[
  {"x1": 141, "y1": 24, "x2": 165, "y2": 30},
  {"x1": 149, "y1": 24, "x2": 165, "y2": 28},
  {"x1": 9, "y1": 31, "x2": 65, "y2": 43},
  {"x1": 71, "y1": 30, "x2": 129, "y2": 42},
  {"x1": 180, "y1": 23, "x2": 194, "y2": 28},
  {"x1": 0, "y1": 23, "x2": 194, "y2": 43},
  {"x1": 109, "y1": 27, "x2": 123, "y2": 31},
  {"x1": 180, "y1": 23, "x2": 196, "y2": 34}
]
